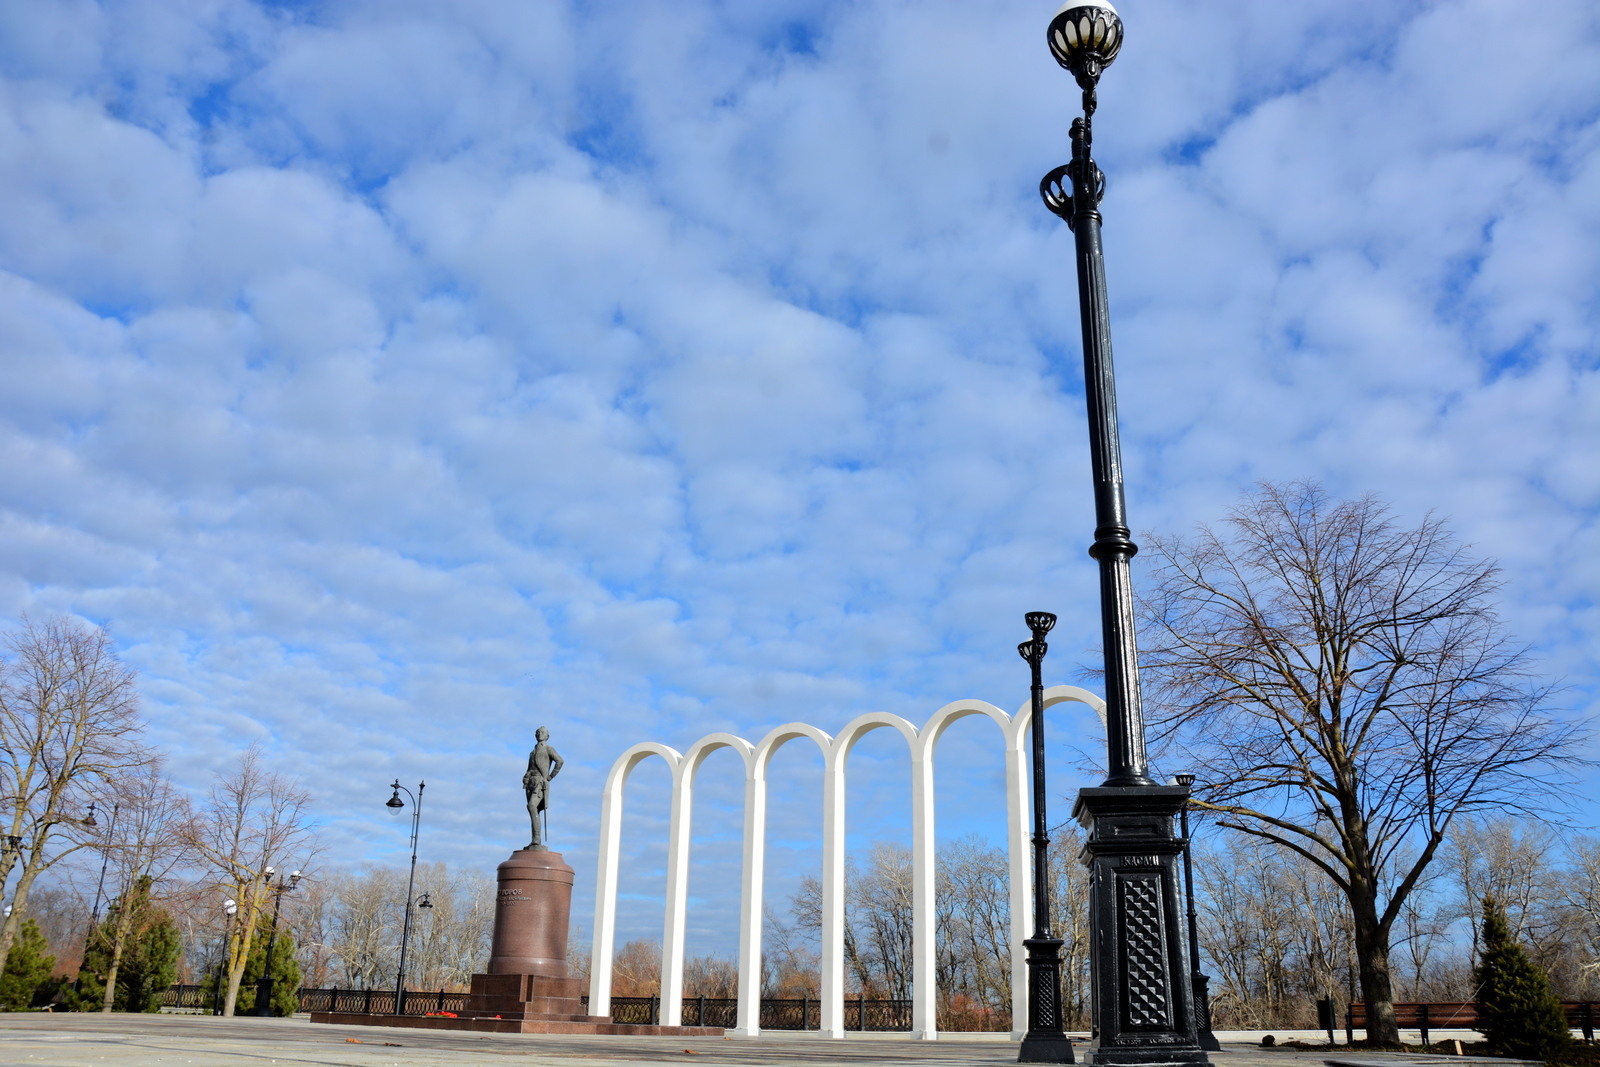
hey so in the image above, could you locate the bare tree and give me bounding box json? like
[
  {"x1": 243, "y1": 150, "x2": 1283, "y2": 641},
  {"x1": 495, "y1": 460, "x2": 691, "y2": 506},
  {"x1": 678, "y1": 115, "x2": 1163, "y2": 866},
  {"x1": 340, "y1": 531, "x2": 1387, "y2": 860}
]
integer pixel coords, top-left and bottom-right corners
[
  {"x1": 86, "y1": 762, "x2": 194, "y2": 1011},
  {"x1": 939, "y1": 835, "x2": 1011, "y2": 1015},
  {"x1": 1442, "y1": 816, "x2": 1562, "y2": 965},
  {"x1": 1138, "y1": 483, "x2": 1584, "y2": 1043},
  {"x1": 1193, "y1": 837, "x2": 1350, "y2": 1027},
  {"x1": 761, "y1": 904, "x2": 818, "y2": 996},
  {"x1": 184, "y1": 747, "x2": 317, "y2": 1015},
  {"x1": 611, "y1": 938, "x2": 662, "y2": 996},
  {"x1": 0, "y1": 616, "x2": 149, "y2": 964},
  {"x1": 315, "y1": 866, "x2": 400, "y2": 989},
  {"x1": 1047, "y1": 822, "x2": 1092, "y2": 1029},
  {"x1": 1561, "y1": 837, "x2": 1600, "y2": 997},
  {"x1": 398, "y1": 862, "x2": 494, "y2": 991}
]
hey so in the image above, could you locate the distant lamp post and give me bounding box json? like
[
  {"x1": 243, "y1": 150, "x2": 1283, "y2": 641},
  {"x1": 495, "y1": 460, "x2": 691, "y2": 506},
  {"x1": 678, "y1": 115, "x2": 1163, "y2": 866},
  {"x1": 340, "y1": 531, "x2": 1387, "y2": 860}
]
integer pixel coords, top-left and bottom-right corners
[
  {"x1": 215, "y1": 897, "x2": 238, "y2": 1015},
  {"x1": 386, "y1": 779, "x2": 426, "y2": 1015},
  {"x1": 1040, "y1": 3, "x2": 1208, "y2": 1063},
  {"x1": 74, "y1": 799, "x2": 120, "y2": 997},
  {"x1": 249, "y1": 868, "x2": 301, "y2": 1017},
  {"x1": 87, "y1": 802, "x2": 120, "y2": 924},
  {"x1": 1172, "y1": 773, "x2": 1220, "y2": 1052},
  {"x1": 1018, "y1": 611, "x2": 1074, "y2": 1063}
]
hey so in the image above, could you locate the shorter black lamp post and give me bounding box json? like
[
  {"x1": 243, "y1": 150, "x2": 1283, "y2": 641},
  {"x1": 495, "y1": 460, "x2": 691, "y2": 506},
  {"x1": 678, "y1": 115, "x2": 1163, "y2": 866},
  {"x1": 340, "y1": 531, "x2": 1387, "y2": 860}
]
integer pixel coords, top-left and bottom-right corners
[
  {"x1": 386, "y1": 779, "x2": 425, "y2": 1015},
  {"x1": 1172, "y1": 774, "x2": 1220, "y2": 1052},
  {"x1": 250, "y1": 868, "x2": 301, "y2": 1016},
  {"x1": 215, "y1": 897, "x2": 238, "y2": 1015},
  {"x1": 1019, "y1": 610, "x2": 1074, "y2": 1063},
  {"x1": 86, "y1": 801, "x2": 120, "y2": 924},
  {"x1": 75, "y1": 799, "x2": 119, "y2": 996}
]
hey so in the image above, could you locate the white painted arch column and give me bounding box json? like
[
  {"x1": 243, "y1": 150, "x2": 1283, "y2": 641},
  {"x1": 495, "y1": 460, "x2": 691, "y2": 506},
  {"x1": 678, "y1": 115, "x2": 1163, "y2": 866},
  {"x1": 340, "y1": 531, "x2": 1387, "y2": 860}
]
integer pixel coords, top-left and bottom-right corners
[{"x1": 587, "y1": 685, "x2": 1107, "y2": 1038}]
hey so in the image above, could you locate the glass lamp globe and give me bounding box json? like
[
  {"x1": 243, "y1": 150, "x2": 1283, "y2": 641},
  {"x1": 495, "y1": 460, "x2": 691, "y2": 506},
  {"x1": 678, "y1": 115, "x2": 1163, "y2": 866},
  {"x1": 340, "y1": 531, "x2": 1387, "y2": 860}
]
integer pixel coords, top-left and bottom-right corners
[{"x1": 1048, "y1": 1, "x2": 1123, "y2": 79}]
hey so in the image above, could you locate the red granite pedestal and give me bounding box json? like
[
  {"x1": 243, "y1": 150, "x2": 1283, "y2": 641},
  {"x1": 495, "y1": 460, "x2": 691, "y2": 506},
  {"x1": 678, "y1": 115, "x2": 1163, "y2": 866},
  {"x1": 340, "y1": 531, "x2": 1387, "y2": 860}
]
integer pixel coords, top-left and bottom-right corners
[{"x1": 310, "y1": 849, "x2": 720, "y2": 1037}]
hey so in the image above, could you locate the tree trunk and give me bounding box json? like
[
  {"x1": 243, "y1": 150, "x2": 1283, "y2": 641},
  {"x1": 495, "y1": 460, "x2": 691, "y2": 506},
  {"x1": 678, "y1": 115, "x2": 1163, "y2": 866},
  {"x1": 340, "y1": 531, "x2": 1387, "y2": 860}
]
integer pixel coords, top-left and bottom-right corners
[
  {"x1": 101, "y1": 939, "x2": 125, "y2": 1012},
  {"x1": 0, "y1": 861, "x2": 44, "y2": 965},
  {"x1": 1350, "y1": 891, "x2": 1399, "y2": 1044}
]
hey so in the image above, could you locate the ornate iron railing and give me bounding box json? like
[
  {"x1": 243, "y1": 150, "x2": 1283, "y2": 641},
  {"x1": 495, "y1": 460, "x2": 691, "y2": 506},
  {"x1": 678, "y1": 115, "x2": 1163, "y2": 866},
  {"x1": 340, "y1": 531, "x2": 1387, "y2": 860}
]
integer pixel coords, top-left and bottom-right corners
[{"x1": 159, "y1": 985, "x2": 1005, "y2": 1031}]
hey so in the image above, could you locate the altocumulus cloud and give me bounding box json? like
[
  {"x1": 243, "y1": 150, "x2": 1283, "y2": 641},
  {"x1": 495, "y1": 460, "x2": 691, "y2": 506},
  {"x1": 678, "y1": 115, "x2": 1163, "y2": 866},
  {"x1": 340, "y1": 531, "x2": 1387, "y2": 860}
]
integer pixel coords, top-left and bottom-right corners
[{"x1": 0, "y1": 0, "x2": 1597, "y2": 953}]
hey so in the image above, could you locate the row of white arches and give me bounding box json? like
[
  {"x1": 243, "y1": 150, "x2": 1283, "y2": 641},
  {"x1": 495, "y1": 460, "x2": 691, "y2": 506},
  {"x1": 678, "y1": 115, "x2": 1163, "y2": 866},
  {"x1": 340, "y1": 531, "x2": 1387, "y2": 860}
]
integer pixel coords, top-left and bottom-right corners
[{"x1": 587, "y1": 685, "x2": 1107, "y2": 1039}]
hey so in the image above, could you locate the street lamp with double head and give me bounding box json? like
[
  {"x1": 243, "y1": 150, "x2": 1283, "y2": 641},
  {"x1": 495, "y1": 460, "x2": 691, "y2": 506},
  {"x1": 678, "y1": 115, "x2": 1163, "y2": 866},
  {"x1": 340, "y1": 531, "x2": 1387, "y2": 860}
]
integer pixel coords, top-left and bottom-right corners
[
  {"x1": 386, "y1": 779, "x2": 426, "y2": 1015},
  {"x1": 250, "y1": 868, "x2": 301, "y2": 1016}
]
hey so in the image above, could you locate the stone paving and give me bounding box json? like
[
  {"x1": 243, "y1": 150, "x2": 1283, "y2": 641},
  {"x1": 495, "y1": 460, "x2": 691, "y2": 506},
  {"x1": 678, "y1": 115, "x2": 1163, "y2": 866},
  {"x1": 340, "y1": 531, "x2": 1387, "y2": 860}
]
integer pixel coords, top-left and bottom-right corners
[{"x1": 0, "y1": 1014, "x2": 1507, "y2": 1067}]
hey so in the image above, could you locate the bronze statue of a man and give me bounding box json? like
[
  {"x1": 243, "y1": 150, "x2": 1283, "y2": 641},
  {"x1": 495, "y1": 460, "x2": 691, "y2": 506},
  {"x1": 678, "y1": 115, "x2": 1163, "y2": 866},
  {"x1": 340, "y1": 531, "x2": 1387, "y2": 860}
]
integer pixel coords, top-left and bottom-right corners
[{"x1": 523, "y1": 726, "x2": 563, "y2": 850}]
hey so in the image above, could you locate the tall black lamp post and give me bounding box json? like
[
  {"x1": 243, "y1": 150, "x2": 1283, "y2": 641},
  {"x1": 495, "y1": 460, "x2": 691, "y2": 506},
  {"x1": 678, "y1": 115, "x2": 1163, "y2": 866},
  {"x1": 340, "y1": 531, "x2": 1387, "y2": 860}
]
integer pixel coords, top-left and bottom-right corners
[
  {"x1": 250, "y1": 867, "x2": 301, "y2": 1016},
  {"x1": 1173, "y1": 774, "x2": 1220, "y2": 1051},
  {"x1": 1040, "y1": 3, "x2": 1208, "y2": 1063},
  {"x1": 386, "y1": 779, "x2": 425, "y2": 1015},
  {"x1": 1019, "y1": 611, "x2": 1074, "y2": 1063}
]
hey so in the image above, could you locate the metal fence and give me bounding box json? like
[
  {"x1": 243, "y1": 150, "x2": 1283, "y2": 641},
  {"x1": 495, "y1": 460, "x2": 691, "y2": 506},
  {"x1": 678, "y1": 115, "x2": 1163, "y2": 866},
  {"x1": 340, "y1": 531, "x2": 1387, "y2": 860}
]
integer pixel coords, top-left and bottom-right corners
[
  {"x1": 159, "y1": 985, "x2": 468, "y2": 1016},
  {"x1": 598, "y1": 996, "x2": 921, "y2": 1030},
  {"x1": 159, "y1": 986, "x2": 1005, "y2": 1031}
]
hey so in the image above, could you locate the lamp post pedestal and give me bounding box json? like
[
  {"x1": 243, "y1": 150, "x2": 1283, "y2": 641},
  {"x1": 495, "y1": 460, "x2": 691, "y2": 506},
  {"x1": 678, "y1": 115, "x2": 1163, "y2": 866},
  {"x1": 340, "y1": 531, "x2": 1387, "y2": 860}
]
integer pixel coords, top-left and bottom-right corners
[
  {"x1": 1073, "y1": 786, "x2": 1207, "y2": 1067},
  {"x1": 1020, "y1": 934, "x2": 1075, "y2": 1062}
]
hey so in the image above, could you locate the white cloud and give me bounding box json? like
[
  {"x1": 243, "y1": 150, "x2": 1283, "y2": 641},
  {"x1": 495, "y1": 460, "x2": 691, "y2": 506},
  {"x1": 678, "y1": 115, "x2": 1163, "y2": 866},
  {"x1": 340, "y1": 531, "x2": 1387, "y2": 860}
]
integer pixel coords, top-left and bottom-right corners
[{"x1": 1, "y1": 0, "x2": 1597, "y2": 957}]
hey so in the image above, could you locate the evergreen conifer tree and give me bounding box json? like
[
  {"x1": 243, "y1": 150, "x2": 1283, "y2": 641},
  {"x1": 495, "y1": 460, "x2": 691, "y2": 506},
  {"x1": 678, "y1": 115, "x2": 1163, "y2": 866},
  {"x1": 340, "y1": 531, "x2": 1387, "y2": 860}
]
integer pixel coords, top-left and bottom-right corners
[
  {"x1": 1474, "y1": 896, "x2": 1571, "y2": 1062},
  {"x1": 0, "y1": 919, "x2": 56, "y2": 1010},
  {"x1": 66, "y1": 884, "x2": 183, "y2": 1012},
  {"x1": 233, "y1": 917, "x2": 301, "y2": 1017}
]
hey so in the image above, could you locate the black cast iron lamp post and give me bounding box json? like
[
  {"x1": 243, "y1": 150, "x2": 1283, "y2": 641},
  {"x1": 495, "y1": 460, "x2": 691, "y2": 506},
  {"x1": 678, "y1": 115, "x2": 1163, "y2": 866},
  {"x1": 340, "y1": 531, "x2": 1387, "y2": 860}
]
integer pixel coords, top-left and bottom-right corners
[
  {"x1": 251, "y1": 868, "x2": 301, "y2": 1016},
  {"x1": 1040, "y1": 3, "x2": 1208, "y2": 1063},
  {"x1": 1019, "y1": 611, "x2": 1074, "y2": 1063},
  {"x1": 1173, "y1": 773, "x2": 1220, "y2": 1051},
  {"x1": 386, "y1": 779, "x2": 426, "y2": 1015},
  {"x1": 87, "y1": 801, "x2": 119, "y2": 925}
]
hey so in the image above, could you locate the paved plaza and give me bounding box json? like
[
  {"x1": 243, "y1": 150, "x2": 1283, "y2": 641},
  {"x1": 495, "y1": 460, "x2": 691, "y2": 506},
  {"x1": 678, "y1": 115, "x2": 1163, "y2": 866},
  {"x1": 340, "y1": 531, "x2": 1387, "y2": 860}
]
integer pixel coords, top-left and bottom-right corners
[{"x1": 0, "y1": 1014, "x2": 1499, "y2": 1067}]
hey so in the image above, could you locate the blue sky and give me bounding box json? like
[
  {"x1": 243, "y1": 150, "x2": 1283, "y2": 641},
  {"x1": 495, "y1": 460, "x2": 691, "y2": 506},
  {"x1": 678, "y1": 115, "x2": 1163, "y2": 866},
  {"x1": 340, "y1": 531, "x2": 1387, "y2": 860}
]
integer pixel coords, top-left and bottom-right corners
[{"x1": 2, "y1": 0, "x2": 1598, "y2": 959}]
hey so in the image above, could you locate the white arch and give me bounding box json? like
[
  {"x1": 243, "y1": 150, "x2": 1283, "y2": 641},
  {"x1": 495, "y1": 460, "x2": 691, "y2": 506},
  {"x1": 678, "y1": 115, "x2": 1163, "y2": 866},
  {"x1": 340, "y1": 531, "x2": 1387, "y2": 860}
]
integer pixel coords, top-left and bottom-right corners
[
  {"x1": 821, "y1": 713, "x2": 921, "y2": 1037},
  {"x1": 588, "y1": 686, "x2": 1109, "y2": 1038},
  {"x1": 660, "y1": 734, "x2": 755, "y2": 1027},
  {"x1": 919, "y1": 698, "x2": 1027, "y2": 1038},
  {"x1": 590, "y1": 742, "x2": 681, "y2": 1019},
  {"x1": 1004, "y1": 686, "x2": 1107, "y2": 1038},
  {"x1": 739, "y1": 724, "x2": 833, "y2": 1035}
]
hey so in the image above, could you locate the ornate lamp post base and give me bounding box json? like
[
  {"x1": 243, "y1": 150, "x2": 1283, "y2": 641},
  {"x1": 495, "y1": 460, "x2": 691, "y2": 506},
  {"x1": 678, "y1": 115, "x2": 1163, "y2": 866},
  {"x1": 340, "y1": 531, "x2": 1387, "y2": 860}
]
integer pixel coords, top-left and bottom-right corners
[
  {"x1": 1020, "y1": 935, "x2": 1076, "y2": 1062},
  {"x1": 1192, "y1": 975, "x2": 1221, "y2": 1052},
  {"x1": 1074, "y1": 786, "x2": 1208, "y2": 1067}
]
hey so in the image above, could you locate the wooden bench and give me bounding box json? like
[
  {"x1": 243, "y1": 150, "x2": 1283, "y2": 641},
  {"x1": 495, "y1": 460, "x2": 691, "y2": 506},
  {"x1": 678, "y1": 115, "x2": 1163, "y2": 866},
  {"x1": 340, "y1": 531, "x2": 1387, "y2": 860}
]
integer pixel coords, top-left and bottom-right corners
[{"x1": 1348, "y1": 1002, "x2": 1598, "y2": 1043}]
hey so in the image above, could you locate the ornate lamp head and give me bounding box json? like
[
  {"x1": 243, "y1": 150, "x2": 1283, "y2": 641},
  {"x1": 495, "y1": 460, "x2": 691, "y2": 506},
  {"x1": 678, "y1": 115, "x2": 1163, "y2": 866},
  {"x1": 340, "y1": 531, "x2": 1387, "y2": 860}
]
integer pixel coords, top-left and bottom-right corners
[
  {"x1": 1174, "y1": 772, "x2": 1196, "y2": 789},
  {"x1": 386, "y1": 781, "x2": 405, "y2": 813},
  {"x1": 1047, "y1": 1, "x2": 1123, "y2": 92},
  {"x1": 1025, "y1": 611, "x2": 1058, "y2": 636}
]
